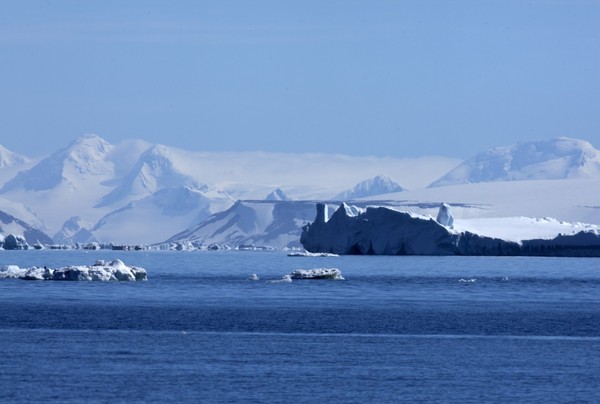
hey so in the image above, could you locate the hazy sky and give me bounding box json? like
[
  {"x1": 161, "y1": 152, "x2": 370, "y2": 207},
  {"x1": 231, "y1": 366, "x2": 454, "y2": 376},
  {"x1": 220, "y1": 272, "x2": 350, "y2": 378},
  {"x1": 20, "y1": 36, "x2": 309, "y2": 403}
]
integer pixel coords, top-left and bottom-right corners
[{"x1": 1, "y1": 1, "x2": 599, "y2": 158}]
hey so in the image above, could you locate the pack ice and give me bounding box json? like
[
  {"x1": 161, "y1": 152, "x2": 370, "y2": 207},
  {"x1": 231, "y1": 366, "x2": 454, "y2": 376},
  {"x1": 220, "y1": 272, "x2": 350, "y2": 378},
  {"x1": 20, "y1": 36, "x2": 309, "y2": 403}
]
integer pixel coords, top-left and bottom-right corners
[{"x1": 0, "y1": 259, "x2": 147, "y2": 281}]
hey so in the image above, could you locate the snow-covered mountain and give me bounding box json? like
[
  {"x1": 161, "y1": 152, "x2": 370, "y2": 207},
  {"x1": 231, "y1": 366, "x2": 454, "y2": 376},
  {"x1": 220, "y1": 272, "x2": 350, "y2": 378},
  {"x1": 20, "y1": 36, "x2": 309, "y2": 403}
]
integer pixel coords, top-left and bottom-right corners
[
  {"x1": 165, "y1": 200, "x2": 322, "y2": 249},
  {"x1": 91, "y1": 186, "x2": 234, "y2": 245},
  {"x1": 1, "y1": 134, "x2": 115, "y2": 192},
  {"x1": 265, "y1": 188, "x2": 290, "y2": 201},
  {"x1": 429, "y1": 137, "x2": 600, "y2": 187},
  {"x1": 0, "y1": 210, "x2": 53, "y2": 245},
  {"x1": 0, "y1": 145, "x2": 34, "y2": 187},
  {"x1": 2, "y1": 133, "x2": 599, "y2": 246},
  {"x1": 0, "y1": 134, "x2": 458, "y2": 242},
  {"x1": 334, "y1": 175, "x2": 406, "y2": 200},
  {"x1": 96, "y1": 144, "x2": 206, "y2": 208},
  {"x1": 0, "y1": 144, "x2": 30, "y2": 169},
  {"x1": 53, "y1": 216, "x2": 97, "y2": 245}
]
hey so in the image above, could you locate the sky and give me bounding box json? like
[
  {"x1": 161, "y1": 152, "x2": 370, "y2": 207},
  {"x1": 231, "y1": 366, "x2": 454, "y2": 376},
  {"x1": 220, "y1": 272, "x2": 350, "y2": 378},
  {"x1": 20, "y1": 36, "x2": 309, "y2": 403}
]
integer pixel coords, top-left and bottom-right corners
[{"x1": 1, "y1": 0, "x2": 599, "y2": 158}]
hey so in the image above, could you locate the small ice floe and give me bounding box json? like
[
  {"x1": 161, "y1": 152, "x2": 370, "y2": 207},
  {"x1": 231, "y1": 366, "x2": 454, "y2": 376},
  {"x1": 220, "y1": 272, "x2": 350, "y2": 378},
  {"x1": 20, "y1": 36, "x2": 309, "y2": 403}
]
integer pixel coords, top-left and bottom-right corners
[
  {"x1": 289, "y1": 268, "x2": 344, "y2": 280},
  {"x1": 248, "y1": 273, "x2": 260, "y2": 281},
  {"x1": 267, "y1": 274, "x2": 293, "y2": 284},
  {"x1": 287, "y1": 251, "x2": 339, "y2": 257},
  {"x1": 0, "y1": 260, "x2": 147, "y2": 281},
  {"x1": 458, "y1": 278, "x2": 477, "y2": 283}
]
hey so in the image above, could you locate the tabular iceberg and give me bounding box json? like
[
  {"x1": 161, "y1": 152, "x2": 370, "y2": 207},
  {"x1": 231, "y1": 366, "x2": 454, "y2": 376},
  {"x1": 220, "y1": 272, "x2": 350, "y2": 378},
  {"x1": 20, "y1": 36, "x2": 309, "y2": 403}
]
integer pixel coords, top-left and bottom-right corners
[
  {"x1": 0, "y1": 259, "x2": 147, "y2": 281},
  {"x1": 300, "y1": 203, "x2": 600, "y2": 257}
]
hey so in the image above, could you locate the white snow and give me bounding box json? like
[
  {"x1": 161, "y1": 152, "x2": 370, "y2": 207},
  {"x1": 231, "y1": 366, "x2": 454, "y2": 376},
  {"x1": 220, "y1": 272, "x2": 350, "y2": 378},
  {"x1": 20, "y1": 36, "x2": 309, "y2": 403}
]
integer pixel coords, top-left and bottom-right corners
[{"x1": 453, "y1": 216, "x2": 598, "y2": 242}]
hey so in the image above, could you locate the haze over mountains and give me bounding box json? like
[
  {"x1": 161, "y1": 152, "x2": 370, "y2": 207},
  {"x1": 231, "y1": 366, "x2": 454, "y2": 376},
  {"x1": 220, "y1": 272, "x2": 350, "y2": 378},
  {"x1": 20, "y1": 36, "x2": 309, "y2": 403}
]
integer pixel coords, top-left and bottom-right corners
[{"x1": 0, "y1": 135, "x2": 599, "y2": 248}]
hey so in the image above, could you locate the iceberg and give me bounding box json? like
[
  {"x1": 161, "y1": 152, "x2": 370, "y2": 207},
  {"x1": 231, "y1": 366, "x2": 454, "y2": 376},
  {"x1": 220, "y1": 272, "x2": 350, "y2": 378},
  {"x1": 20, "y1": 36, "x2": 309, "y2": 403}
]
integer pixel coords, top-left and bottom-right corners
[
  {"x1": 0, "y1": 259, "x2": 147, "y2": 281},
  {"x1": 289, "y1": 268, "x2": 345, "y2": 280},
  {"x1": 287, "y1": 251, "x2": 339, "y2": 257},
  {"x1": 300, "y1": 203, "x2": 600, "y2": 257}
]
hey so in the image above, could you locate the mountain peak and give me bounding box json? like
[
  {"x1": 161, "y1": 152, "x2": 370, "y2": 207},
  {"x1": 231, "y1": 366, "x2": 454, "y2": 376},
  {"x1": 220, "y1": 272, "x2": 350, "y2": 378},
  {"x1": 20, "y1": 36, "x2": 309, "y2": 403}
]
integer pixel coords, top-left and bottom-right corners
[
  {"x1": 334, "y1": 175, "x2": 406, "y2": 200},
  {"x1": 0, "y1": 134, "x2": 115, "y2": 193},
  {"x1": 429, "y1": 137, "x2": 600, "y2": 187},
  {"x1": 265, "y1": 188, "x2": 290, "y2": 201},
  {"x1": 0, "y1": 144, "x2": 30, "y2": 169}
]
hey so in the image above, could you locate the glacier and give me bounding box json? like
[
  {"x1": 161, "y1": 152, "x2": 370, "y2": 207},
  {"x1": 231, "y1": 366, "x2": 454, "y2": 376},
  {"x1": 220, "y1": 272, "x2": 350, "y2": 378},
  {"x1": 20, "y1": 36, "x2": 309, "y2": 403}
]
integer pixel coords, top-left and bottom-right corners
[{"x1": 300, "y1": 203, "x2": 600, "y2": 257}]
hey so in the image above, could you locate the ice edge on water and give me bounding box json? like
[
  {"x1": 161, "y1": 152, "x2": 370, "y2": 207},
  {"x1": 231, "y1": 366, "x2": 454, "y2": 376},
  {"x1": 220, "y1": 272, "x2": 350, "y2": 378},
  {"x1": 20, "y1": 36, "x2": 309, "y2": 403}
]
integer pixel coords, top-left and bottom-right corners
[{"x1": 0, "y1": 259, "x2": 147, "y2": 281}]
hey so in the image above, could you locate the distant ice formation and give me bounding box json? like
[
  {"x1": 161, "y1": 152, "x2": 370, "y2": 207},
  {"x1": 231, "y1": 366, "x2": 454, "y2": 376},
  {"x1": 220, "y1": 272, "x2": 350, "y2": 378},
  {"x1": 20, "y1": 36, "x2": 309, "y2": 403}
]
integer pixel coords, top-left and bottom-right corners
[
  {"x1": 300, "y1": 202, "x2": 600, "y2": 257},
  {"x1": 436, "y1": 203, "x2": 454, "y2": 228},
  {"x1": 0, "y1": 259, "x2": 147, "y2": 281},
  {"x1": 287, "y1": 251, "x2": 339, "y2": 257},
  {"x1": 429, "y1": 137, "x2": 600, "y2": 187},
  {"x1": 265, "y1": 188, "x2": 290, "y2": 201},
  {"x1": 334, "y1": 175, "x2": 406, "y2": 200}
]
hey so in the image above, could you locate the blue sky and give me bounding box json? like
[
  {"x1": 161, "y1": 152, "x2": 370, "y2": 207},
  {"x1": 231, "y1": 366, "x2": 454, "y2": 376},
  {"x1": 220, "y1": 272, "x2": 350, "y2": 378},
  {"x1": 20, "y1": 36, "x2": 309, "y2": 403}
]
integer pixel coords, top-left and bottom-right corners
[{"x1": 1, "y1": 0, "x2": 599, "y2": 158}]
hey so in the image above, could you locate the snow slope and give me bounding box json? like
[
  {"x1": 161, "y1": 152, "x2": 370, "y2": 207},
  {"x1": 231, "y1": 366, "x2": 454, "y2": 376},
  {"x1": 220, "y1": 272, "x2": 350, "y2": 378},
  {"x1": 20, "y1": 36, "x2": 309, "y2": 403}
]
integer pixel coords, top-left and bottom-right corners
[
  {"x1": 165, "y1": 200, "x2": 324, "y2": 249},
  {"x1": 430, "y1": 137, "x2": 600, "y2": 187},
  {"x1": 92, "y1": 186, "x2": 234, "y2": 245},
  {"x1": 0, "y1": 210, "x2": 53, "y2": 245},
  {"x1": 364, "y1": 178, "x2": 600, "y2": 226},
  {"x1": 0, "y1": 145, "x2": 34, "y2": 187}
]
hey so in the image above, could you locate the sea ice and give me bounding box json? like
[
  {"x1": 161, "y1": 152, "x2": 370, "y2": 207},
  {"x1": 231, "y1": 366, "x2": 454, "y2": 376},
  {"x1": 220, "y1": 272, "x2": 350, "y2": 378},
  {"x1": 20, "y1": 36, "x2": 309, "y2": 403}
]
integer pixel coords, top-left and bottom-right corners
[
  {"x1": 289, "y1": 268, "x2": 344, "y2": 280},
  {"x1": 0, "y1": 259, "x2": 147, "y2": 281}
]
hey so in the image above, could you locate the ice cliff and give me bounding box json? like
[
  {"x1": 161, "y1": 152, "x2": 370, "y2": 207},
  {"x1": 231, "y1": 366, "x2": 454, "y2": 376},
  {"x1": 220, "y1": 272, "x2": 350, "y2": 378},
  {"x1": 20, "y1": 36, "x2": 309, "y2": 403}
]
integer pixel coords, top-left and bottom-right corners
[{"x1": 300, "y1": 203, "x2": 600, "y2": 257}]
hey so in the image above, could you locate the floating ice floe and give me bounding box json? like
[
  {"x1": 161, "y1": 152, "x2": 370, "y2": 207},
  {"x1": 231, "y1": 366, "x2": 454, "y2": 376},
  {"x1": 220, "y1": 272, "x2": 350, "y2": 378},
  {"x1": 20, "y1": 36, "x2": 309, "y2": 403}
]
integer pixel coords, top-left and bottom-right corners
[
  {"x1": 267, "y1": 274, "x2": 293, "y2": 284},
  {"x1": 289, "y1": 268, "x2": 345, "y2": 280},
  {"x1": 0, "y1": 259, "x2": 147, "y2": 281},
  {"x1": 287, "y1": 251, "x2": 339, "y2": 257}
]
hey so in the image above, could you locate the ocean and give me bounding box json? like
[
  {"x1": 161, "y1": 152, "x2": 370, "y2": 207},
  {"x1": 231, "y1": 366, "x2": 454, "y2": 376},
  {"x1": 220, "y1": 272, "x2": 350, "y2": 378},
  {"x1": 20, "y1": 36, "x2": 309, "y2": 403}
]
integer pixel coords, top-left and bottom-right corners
[{"x1": 1, "y1": 250, "x2": 600, "y2": 402}]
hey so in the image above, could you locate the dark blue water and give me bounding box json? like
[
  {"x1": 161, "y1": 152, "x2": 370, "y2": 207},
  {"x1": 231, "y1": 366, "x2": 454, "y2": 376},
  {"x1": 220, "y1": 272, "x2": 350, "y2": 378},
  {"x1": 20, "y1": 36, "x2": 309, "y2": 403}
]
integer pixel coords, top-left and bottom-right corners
[{"x1": 1, "y1": 251, "x2": 600, "y2": 402}]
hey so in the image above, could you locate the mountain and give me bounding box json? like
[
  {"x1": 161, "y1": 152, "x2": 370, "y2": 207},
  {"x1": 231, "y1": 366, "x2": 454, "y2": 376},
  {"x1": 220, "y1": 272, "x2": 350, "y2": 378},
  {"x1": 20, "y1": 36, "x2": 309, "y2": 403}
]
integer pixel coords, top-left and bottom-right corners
[
  {"x1": 0, "y1": 134, "x2": 152, "y2": 232},
  {"x1": 265, "y1": 188, "x2": 290, "y2": 201},
  {"x1": 91, "y1": 186, "x2": 234, "y2": 244},
  {"x1": 165, "y1": 200, "x2": 321, "y2": 249},
  {"x1": 53, "y1": 216, "x2": 97, "y2": 245},
  {"x1": 0, "y1": 144, "x2": 30, "y2": 169},
  {"x1": 97, "y1": 144, "x2": 205, "y2": 208},
  {"x1": 429, "y1": 137, "x2": 600, "y2": 188},
  {"x1": 1, "y1": 134, "x2": 115, "y2": 192},
  {"x1": 334, "y1": 175, "x2": 406, "y2": 200},
  {"x1": 0, "y1": 144, "x2": 34, "y2": 187},
  {"x1": 0, "y1": 210, "x2": 53, "y2": 245}
]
